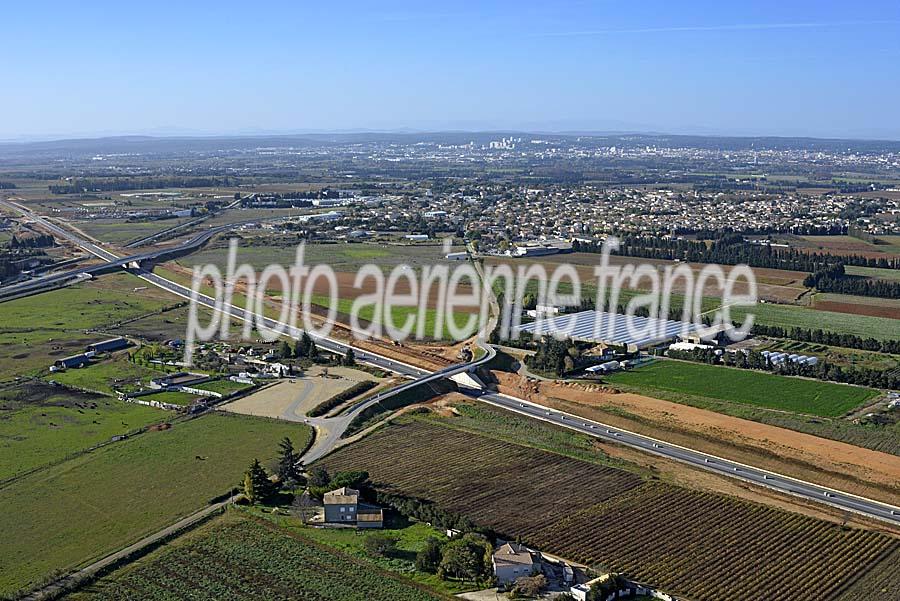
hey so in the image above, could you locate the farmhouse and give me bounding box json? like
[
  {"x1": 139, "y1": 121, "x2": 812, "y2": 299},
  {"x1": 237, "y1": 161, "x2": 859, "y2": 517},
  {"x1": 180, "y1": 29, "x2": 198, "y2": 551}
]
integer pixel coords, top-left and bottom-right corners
[
  {"x1": 492, "y1": 542, "x2": 540, "y2": 585},
  {"x1": 322, "y1": 487, "x2": 383, "y2": 529}
]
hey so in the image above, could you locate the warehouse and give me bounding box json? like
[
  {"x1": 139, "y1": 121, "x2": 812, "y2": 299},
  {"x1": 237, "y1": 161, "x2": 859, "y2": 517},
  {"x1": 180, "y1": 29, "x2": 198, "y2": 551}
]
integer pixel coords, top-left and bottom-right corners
[{"x1": 516, "y1": 310, "x2": 700, "y2": 349}]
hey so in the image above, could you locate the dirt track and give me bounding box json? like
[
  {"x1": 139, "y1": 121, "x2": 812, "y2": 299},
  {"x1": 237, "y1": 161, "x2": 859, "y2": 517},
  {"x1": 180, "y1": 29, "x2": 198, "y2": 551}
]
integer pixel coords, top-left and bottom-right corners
[{"x1": 492, "y1": 372, "x2": 900, "y2": 506}]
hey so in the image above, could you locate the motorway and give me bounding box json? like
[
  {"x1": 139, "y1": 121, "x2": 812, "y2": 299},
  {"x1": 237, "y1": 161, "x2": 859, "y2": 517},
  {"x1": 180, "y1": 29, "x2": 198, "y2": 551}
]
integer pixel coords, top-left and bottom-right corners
[
  {"x1": 477, "y1": 391, "x2": 900, "y2": 526},
  {"x1": 4, "y1": 198, "x2": 900, "y2": 526}
]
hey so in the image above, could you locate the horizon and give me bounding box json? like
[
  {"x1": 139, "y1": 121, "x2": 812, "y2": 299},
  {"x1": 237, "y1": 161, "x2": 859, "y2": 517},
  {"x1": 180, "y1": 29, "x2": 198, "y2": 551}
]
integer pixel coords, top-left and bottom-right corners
[
  {"x1": 4, "y1": 0, "x2": 900, "y2": 140},
  {"x1": 5, "y1": 127, "x2": 900, "y2": 146}
]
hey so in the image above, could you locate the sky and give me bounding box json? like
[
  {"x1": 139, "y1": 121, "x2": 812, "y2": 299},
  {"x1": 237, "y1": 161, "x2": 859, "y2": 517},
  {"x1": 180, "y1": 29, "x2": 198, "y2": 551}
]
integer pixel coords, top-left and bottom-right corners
[{"x1": 3, "y1": 0, "x2": 900, "y2": 140}]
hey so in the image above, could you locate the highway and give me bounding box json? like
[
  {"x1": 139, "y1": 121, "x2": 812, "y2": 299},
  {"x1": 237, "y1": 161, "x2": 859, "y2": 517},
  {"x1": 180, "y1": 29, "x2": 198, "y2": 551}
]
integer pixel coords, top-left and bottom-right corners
[
  {"x1": 477, "y1": 391, "x2": 900, "y2": 526},
  {"x1": 4, "y1": 198, "x2": 900, "y2": 526}
]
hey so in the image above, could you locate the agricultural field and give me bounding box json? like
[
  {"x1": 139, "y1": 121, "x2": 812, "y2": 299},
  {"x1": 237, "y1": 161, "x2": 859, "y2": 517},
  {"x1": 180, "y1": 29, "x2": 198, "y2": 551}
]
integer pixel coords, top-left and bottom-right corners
[
  {"x1": 45, "y1": 354, "x2": 164, "y2": 395},
  {"x1": 64, "y1": 512, "x2": 450, "y2": 601},
  {"x1": 321, "y1": 416, "x2": 899, "y2": 601},
  {"x1": 255, "y1": 510, "x2": 471, "y2": 595},
  {"x1": 170, "y1": 239, "x2": 477, "y2": 340},
  {"x1": 137, "y1": 390, "x2": 199, "y2": 406},
  {"x1": 811, "y1": 292, "x2": 900, "y2": 320},
  {"x1": 0, "y1": 273, "x2": 179, "y2": 380},
  {"x1": 798, "y1": 235, "x2": 900, "y2": 258},
  {"x1": 731, "y1": 301, "x2": 900, "y2": 341},
  {"x1": 527, "y1": 482, "x2": 899, "y2": 601},
  {"x1": 0, "y1": 382, "x2": 163, "y2": 480},
  {"x1": 108, "y1": 303, "x2": 241, "y2": 343},
  {"x1": 75, "y1": 218, "x2": 194, "y2": 246},
  {"x1": 844, "y1": 265, "x2": 900, "y2": 282},
  {"x1": 307, "y1": 294, "x2": 479, "y2": 340},
  {"x1": 0, "y1": 412, "x2": 311, "y2": 596},
  {"x1": 604, "y1": 360, "x2": 877, "y2": 417},
  {"x1": 323, "y1": 419, "x2": 645, "y2": 538},
  {"x1": 179, "y1": 238, "x2": 463, "y2": 273}
]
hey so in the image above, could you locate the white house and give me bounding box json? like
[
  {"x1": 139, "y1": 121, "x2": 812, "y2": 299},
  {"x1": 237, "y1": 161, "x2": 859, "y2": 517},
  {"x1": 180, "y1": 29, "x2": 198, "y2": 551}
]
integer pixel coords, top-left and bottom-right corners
[{"x1": 492, "y1": 542, "x2": 540, "y2": 586}]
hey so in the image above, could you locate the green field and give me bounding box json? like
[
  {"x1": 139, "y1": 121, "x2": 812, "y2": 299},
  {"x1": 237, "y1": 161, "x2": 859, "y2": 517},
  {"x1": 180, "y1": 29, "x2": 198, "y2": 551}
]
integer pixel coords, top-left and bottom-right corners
[
  {"x1": 64, "y1": 512, "x2": 449, "y2": 601},
  {"x1": 0, "y1": 273, "x2": 178, "y2": 380},
  {"x1": 76, "y1": 218, "x2": 193, "y2": 245},
  {"x1": 308, "y1": 294, "x2": 479, "y2": 340},
  {"x1": 180, "y1": 240, "x2": 462, "y2": 273},
  {"x1": 732, "y1": 301, "x2": 900, "y2": 341},
  {"x1": 46, "y1": 355, "x2": 164, "y2": 395},
  {"x1": 0, "y1": 383, "x2": 164, "y2": 481},
  {"x1": 605, "y1": 360, "x2": 877, "y2": 417},
  {"x1": 0, "y1": 412, "x2": 311, "y2": 596},
  {"x1": 844, "y1": 265, "x2": 900, "y2": 282}
]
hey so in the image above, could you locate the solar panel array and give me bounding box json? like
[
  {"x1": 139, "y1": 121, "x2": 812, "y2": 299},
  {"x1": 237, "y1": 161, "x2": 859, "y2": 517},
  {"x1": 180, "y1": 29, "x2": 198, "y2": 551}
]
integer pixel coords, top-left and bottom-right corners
[{"x1": 516, "y1": 310, "x2": 700, "y2": 347}]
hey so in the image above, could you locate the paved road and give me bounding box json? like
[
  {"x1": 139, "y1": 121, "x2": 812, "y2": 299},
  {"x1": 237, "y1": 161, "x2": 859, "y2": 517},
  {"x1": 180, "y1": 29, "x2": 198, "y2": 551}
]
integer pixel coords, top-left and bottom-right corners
[
  {"x1": 6, "y1": 198, "x2": 900, "y2": 526},
  {"x1": 2, "y1": 199, "x2": 496, "y2": 461},
  {"x1": 475, "y1": 391, "x2": 900, "y2": 526}
]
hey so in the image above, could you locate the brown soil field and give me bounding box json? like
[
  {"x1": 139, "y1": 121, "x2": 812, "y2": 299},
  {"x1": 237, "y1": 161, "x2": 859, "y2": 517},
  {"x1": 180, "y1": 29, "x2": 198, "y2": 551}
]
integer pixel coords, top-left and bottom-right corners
[
  {"x1": 485, "y1": 253, "x2": 808, "y2": 303},
  {"x1": 813, "y1": 300, "x2": 900, "y2": 319},
  {"x1": 796, "y1": 236, "x2": 898, "y2": 259},
  {"x1": 490, "y1": 371, "x2": 900, "y2": 506},
  {"x1": 353, "y1": 338, "x2": 454, "y2": 372}
]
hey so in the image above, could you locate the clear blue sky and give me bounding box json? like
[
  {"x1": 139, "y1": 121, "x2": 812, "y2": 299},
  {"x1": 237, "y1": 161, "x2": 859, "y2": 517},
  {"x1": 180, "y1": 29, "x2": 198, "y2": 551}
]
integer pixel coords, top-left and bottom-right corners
[{"x1": 3, "y1": 0, "x2": 900, "y2": 139}]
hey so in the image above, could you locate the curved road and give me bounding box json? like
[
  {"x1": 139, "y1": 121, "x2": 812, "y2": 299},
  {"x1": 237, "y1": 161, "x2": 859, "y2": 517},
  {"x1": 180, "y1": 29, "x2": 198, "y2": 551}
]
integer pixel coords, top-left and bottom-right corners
[{"x1": 4, "y1": 199, "x2": 899, "y2": 526}]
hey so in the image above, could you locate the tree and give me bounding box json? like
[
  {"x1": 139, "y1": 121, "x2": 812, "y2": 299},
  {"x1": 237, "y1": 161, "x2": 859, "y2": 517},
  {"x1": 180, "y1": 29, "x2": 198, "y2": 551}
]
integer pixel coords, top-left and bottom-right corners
[
  {"x1": 279, "y1": 340, "x2": 293, "y2": 360},
  {"x1": 243, "y1": 458, "x2": 275, "y2": 504},
  {"x1": 438, "y1": 534, "x2": 493, "y2": 582},
  {"x1": 328, "y1": 470, "x2": 369, "y2": 490},
  {"x1": 294, "y1": 332, "x2": 314, "y2": 358},
  {"x1": 291, "y1": 490, "x2": 318, "y2": 523},
  {"x1": 415, "y1": 536, "x2": 445, "y2": 573},
  {"x1": 511, "y1": 574, "x2": 547, "y2": 598},
  {"x1": 342, "y1": 348, "x2": 356, "y2": 366},
  {"x1": 363, "y1": 532, "x2": 398, "y2": 557},
  {"x1": 307, "y1": 466, "x2": 330, "y2": 488},
  {"x1": 276, "y1": 436, "x2": 301, "y2": 487}
]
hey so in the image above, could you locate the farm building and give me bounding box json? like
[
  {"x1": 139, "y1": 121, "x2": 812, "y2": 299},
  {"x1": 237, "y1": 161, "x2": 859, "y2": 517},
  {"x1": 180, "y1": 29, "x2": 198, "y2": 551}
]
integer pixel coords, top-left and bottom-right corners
[
  {"x1": 585, "y1": 360, "x2": 623, "y2": 374},
  {"x1": 322, "y1": 487, "x2": 383, "y2": 529},
  {"x1": 492, "y1": 542, "x2": 540, "y2": 585},
  {"x1": 52, "y1": 353, "x2": 91, "y2": 370},
  {"x1": 87, "y1": 337, "x2": 129, "y2": 354},
  {"x1": 516, "y1": 310, "x2": 700, "y2": 349},
  {"x1": 148, "y1": 372, "x2": 209, "y2": 390}
]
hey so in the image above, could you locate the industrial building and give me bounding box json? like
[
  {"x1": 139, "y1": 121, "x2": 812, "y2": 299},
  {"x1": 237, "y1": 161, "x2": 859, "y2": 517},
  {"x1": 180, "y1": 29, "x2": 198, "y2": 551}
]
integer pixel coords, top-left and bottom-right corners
[{"x1": 516, "y1": 310, "x2": 700, "y2": 349}]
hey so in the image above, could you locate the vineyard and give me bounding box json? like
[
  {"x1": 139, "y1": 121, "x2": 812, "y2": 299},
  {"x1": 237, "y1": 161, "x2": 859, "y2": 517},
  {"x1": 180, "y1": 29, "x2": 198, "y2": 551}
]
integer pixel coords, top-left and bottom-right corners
[
  {"x1": 528, "y1": 483, "x2": 898, "y2": 601},
  {"x1": 323, "y1": 420, "x2": 644, "y2": 537},
  {"x1": 66, "y1": 513, "x2": 450, "y2": 601},
  {"x1": 834, "y1": 546, "x2": 900, "y2": 601},
  {"x1": 321, "y1": 417, "x2": 899, "y2": 601}
]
